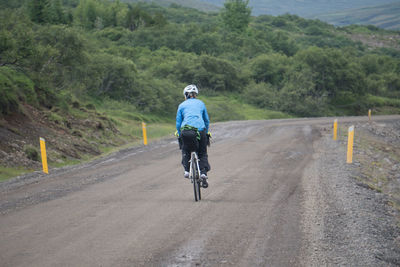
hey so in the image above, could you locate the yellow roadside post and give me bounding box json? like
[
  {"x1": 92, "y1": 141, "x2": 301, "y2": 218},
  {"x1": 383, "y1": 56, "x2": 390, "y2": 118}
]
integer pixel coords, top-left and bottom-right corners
[
  {"x1": 368, "y1": 109, "x2": 372, "y2": 121},
  {"x1": 142, "y1": 122, "x2": 148, "y2": 145},
  {"x1": 333, "y1": 119, "x2": 338, "y2": 140},
  {"x1": 39, "y1": 137, "x2": 49, "y2": 174},
  {"x1": 347, "y1": 126, "x2": 354, "y2": 164}
]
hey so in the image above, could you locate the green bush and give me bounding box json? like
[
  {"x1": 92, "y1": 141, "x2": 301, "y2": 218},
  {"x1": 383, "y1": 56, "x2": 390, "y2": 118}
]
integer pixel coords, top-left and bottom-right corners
[
  {"x1": 24, "y1": 145, "x2": 39, "y2": 161},
  {"x1": 1, "y1": 67, "x2": 37, "y2": 103},
  {"x1": 175, "y1": 55, "x2": 244, "y2": 92},
  {"x1": 0, "y1": 67, "x2": 40, "y2": 115},
  {"x1": 85, "y1": 53, "x2": 137, "y2": 99},
  {"x1": 86, "y1": 103, "x2": 96, "y2": 110},
  {"x1": 0, "y1": 82, "x2": 19, "y2": 115},
  {"x1": 48, "y1": 112, "x2": 63, "y2": 124},
  {"x1": 246, "y1": 53, "x2": 289, "y2": 85},
  {"x1": 244, "y1": 82, "x2": 278, "y2": 109}
]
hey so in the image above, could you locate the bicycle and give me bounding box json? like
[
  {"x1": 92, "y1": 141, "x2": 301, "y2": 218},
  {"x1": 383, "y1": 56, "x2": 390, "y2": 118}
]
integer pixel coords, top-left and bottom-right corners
[
  {"x1": 177, "y1": 129, "x2": 210, "y2": 202},
  {"x1": 189, "y1": 151, "x2": 202, "y2": 202}
]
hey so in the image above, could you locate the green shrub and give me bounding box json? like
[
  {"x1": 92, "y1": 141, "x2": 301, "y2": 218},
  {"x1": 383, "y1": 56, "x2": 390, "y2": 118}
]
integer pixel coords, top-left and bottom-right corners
[
  {"x1": 86, "y1": 103, "x2": 96, "y2": 110},
  {"x1": 72, "y1": 101, "x2": 80, "y2": 108},
  {"x1": 0, "y1": 70, "x2": 19, "y2": 115},
  {"x1": 59, "y1": 99, "x2": 70, "y2": 113},
  {"x1": 48, "y1": 112, "x2": 63, "y2": 124},
  {"x1": 244, "y1": 82, "x2": 278, "y2": 109},
  {"x1": 24, "y1": 145, "x2": 39, "y2": 161},
  {"x1": 246, "y1": 53, "x2": 289, "y2": 85},
  {"x1": 34, "y1": 85, "x2": 58, "y2": 109},
  {"x1": 0, "y1": 66, "x2": 39, "y2": 115}
]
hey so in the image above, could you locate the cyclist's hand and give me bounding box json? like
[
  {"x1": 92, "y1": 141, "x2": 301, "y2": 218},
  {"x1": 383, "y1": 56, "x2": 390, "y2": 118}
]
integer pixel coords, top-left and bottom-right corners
[
  {"x1": 207, "y1": 131, "x2": 212, "y2": 138},
  {"x1": 174, "y1": 130, "x2": 179, "y2": 137}
]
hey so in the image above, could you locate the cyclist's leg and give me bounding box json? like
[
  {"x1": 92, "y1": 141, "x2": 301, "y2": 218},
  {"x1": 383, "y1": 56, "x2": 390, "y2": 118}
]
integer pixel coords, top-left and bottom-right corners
[
  {"x1": 181, "y1": 129, "x2": 197, "y2": 173},
  {"x1": 181, "y1": 149, "x2": 191, "y2": 172},
  {"x1": 197, "y1": 130, "x2": 210, "y2": 175}
]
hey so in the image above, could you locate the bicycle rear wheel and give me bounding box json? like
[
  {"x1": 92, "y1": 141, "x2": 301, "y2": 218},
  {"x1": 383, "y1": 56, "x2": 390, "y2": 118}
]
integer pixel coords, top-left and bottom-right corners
[
  {"x1": 195, "y1": 155, "x2": 201, "y2": 200},
  {"x1": 197, "y1": 178, "x2": 201, "y2": 200},
  {"x1": 191, "y1": 153, "x2": 201, "y2": 201}
]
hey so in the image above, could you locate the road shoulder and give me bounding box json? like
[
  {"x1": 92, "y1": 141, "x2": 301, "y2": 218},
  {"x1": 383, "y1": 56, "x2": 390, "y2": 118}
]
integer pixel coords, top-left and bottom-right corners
[{"x1": 301, "y1": 124, "x2": 400, "y2": 266}]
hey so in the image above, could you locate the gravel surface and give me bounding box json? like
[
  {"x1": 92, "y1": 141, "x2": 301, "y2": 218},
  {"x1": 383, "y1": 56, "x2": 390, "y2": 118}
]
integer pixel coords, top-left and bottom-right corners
[{"x1": 302, "y1": 121, "x2": 400, "y2": 266}]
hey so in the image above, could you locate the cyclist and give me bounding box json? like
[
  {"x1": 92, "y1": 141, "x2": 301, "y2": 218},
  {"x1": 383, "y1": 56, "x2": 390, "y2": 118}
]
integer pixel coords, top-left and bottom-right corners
[{"x1": 176, "y1": 84, "x2": 211, "y2": 188}]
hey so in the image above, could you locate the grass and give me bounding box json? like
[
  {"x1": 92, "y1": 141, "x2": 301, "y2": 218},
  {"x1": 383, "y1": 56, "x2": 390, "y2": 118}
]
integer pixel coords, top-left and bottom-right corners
[
  {"x1": 366, "y1": 95, "x2": 400, "y2": 115},
  {"x1": 94, "y1": 98, "x2": 175, "y2": 139},
  {"x1": 47, "y1": 112, "x2": 63, "y2": 124},
  {"x1": 327, "y1": 93, "x2": 400, "y2": 116},
  {"x1": 200, "y1": 94, "x2": 292, "y2": 122},
  {"x1": 367, "y1": 95, "x2": 400, "y2": 107},
  {"x1": 0, "y1": 167, "x2": 33, "y2": 182},
  {"x1": 50, "y1": 158, "x2": 83, "y2": 168}
]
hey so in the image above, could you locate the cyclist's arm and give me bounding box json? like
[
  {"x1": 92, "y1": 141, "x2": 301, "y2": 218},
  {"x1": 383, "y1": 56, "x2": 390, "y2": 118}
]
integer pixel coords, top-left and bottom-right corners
[
  {"x1": 203, "y1": 104, "x2": 210, "y2": 132},
  {"x1": 176, "y1": 106, "x2": 183, "y2": 135}
]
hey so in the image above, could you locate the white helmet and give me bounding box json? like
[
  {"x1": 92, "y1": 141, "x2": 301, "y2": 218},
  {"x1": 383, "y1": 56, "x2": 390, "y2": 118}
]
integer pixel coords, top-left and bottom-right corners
[{"x1": 183, "y1": 84, "x2": 198, "y2": 98}]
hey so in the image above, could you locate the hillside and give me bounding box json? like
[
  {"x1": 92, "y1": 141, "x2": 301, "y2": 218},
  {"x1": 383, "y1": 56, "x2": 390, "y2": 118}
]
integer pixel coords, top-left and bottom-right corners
[{"x1": 313, "y1": 2, "x2": 400, "y2": 30}]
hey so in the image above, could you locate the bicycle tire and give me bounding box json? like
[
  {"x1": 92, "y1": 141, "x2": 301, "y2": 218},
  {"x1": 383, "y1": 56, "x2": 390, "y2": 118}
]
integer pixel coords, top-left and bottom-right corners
[
  {"x1": 197, "y1": 179, "x2": 201, "y2": 200},
  {"x1": 191, "y1": 153, "x2": 199, "y2": 201},
  {"x1": 195, "y1": 154, "x2": 201, "y2": 200}
]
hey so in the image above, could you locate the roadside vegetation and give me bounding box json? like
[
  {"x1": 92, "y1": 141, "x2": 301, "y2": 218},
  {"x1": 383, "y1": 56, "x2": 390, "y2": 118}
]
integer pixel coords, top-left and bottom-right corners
[{"x1": 0, "y1": 0, "x2": 399, "y2": 180}]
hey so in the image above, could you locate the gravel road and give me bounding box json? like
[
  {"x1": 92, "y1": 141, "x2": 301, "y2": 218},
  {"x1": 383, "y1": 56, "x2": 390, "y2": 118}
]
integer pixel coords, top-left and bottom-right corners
[{"x1": 0, "y1": 116, "x2": 399, "y2": 266}]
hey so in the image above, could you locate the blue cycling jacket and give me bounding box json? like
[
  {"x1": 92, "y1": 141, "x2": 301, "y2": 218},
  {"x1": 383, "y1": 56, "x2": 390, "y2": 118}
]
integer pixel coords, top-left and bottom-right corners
[{"x1": 176, "y1": 98, "x2": 210, "y2": 135}]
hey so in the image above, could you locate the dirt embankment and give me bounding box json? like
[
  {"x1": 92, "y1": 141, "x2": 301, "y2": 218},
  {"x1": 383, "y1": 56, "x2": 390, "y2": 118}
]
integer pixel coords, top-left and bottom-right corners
[{"x1": 0, "y1": 104, "x2": 125, "y2": 170}]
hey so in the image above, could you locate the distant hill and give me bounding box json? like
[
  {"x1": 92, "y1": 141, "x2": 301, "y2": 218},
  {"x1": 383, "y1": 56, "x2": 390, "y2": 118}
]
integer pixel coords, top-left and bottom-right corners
[
  {"x1": 198, "y1": 0, "x2": 400, "y2": 17},
  {"x1": 122, "y1": 0, "x2": 400, "y2": 30},
  {"x1": 167, "y1": 0, "x2": 400, "y2": 30},
  {"x1": 313, "y1": 2, "x2": 400, "y2": 30}
]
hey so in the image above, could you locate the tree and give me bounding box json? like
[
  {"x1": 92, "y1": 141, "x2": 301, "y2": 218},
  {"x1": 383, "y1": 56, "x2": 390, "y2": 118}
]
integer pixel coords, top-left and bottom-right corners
[
  {"x1": 152, "y1": 12, "x2": 167, "y2": 27},
  {"x1": 248, "y1": 53, "x2": 289, "y2": 85},
  {"x1": 74, "y1": 0, "x2": 98, "y2": 29},
  {"x1": 125, "y1": 5, "x2": 143, "y2": 31},
  {"x1": 47, "y1": 0, "x2": 66, "y2": 24},
  {"x1": 0, "y1": 12, "x2": 36, "y2": 67},
  {"x1": 28, "y1": 0, "x2": 50, "y2": 24},
  {"x1": 296, "y1": 47, "x2": 366, "y2": 97},
  {"x1": 220, "y1": 0, "x2": 251, "y2": 32}
]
